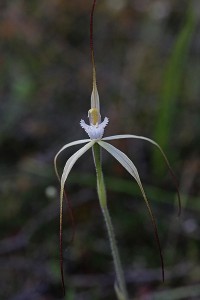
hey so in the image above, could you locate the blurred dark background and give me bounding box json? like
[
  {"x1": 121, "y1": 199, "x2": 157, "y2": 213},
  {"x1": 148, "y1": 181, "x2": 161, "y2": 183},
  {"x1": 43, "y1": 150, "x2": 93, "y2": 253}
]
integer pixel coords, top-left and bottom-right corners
[{"x1": 0, "y1": 0, "x2": 199, "y2": 299}]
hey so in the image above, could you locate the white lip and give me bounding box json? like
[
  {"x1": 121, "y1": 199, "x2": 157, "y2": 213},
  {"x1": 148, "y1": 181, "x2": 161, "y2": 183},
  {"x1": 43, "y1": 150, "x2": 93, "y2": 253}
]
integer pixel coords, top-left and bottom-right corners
[{"x1": 80, "y1": 117, "x2": 109, "y2": 140}]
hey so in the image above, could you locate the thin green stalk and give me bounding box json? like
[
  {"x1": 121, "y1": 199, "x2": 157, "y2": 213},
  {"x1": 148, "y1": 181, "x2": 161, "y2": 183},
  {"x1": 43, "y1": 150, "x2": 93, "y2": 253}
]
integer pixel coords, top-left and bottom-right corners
[{"x1": 93, "y1": 143, "x2": 129, "y2": 300}]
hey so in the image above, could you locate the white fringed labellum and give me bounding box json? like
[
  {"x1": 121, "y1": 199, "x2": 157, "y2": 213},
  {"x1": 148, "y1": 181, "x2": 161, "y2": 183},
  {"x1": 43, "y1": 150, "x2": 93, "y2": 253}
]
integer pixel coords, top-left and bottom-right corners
[{"x1": 80, "y1": 106, "x2": 108, "y2": 140}]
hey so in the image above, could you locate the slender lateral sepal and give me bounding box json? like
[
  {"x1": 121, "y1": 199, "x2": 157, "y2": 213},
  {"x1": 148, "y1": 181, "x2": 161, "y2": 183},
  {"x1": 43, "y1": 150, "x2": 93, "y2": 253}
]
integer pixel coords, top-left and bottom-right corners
[
  {"x1": 54, "y1": 139, "x2": 90, "y2": 179},
  {"x1": 98, "y1": 140, "x2": 165, "y2": 281},
  {"x1": 60, "y1": 141, "x2": 95, "y2": 200},
  {"x1": 102, "y1": 134, "x2": 181, "y2": 216},
  {"x1": 58, "y1": 141, "x2": 94, "y2": 295},
  {"x1": 55, "y1": 141, "x2": 92, "y2": 295}
]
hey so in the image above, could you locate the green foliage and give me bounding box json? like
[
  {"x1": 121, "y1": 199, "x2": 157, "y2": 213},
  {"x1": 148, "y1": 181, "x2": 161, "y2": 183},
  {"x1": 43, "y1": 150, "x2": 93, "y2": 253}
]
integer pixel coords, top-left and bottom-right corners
[{"x1": 153, "y1": 5, "x2": 196, "y2": 174}]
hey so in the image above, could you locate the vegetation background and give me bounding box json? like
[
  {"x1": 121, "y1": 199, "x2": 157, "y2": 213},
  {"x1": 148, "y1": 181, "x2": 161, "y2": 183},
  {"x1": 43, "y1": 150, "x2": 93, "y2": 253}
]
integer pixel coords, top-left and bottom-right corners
[{"x1": 0, "y1": 0, "x2": 199, "y2": 299}]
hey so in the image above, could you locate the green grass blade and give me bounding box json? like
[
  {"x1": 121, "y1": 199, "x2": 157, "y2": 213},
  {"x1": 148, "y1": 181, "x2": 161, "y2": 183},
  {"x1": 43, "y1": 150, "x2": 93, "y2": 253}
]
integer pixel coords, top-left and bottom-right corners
[{"x1": 153, "y1": 5, "x2": 196, "y2": 174}]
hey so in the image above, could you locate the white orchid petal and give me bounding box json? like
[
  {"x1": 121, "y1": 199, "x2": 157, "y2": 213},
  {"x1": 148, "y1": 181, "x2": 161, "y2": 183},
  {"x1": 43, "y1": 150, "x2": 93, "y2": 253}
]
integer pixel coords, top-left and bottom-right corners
[
  {"x1": 98, "y1": 140, "x2": 154, "y2": 215},
  {"x1": 61, "y1": 141, "x2": 95, "y2": 193},
  {"x1": 102, "y1": 134, "x2": 171, "y2": 163},
  {"x1": 98, "y1": 140, "x2": 164, "y2": 280},
  {"x1": 59, "y1": 140, "x2": 95, "y2": 231},
  {"x1": 98, "y1": 140, "x2": 139, "y2": 181},
  {"x1": 102, "y1": 134, "x2": 169, "y2": 177},
  {"x1": 54, "y1": 139, "x2": 90, "y2": 180},
  {"x1": 102, "y1": 134, "x2": 159, "y2": 142},
  {"x1": 58, "y1": 139, "x2": 94, "y2": 289},
  {"x1": 56, "y1": 139, "x2": 91, "y2": 158},
  {"x1": 102, "y1": 134, "x2": 181, "y2": 215}
]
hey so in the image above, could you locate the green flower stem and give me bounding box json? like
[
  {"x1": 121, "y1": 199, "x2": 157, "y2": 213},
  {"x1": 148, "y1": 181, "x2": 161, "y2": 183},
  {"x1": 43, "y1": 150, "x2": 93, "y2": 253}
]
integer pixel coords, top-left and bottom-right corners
[{"x1": 93, "y1": 143, "x2": 129, "y2": 300}]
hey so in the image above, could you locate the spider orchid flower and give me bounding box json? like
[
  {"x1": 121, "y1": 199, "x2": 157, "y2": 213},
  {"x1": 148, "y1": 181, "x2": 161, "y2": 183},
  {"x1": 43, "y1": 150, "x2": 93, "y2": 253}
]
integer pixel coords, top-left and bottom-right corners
[
  {"x1": 54, "y1": 80, "x2": 181, "y2": 286},
  {"x1": 55, "y1": 80, "x2": 181, "y2": 222},
  {"x1": 54, "y1": 1, "x2": 181, "y2": 298},
  {"x1": 54, "y1": 60, "x2": 181, "y2": 300}
]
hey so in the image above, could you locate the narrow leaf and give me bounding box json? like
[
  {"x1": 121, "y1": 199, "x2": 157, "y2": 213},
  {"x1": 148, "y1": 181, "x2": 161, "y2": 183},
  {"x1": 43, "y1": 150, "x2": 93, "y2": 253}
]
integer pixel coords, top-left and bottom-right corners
[{"x1": 54, "y1": 140, "x2": 90, "y2": 295}]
